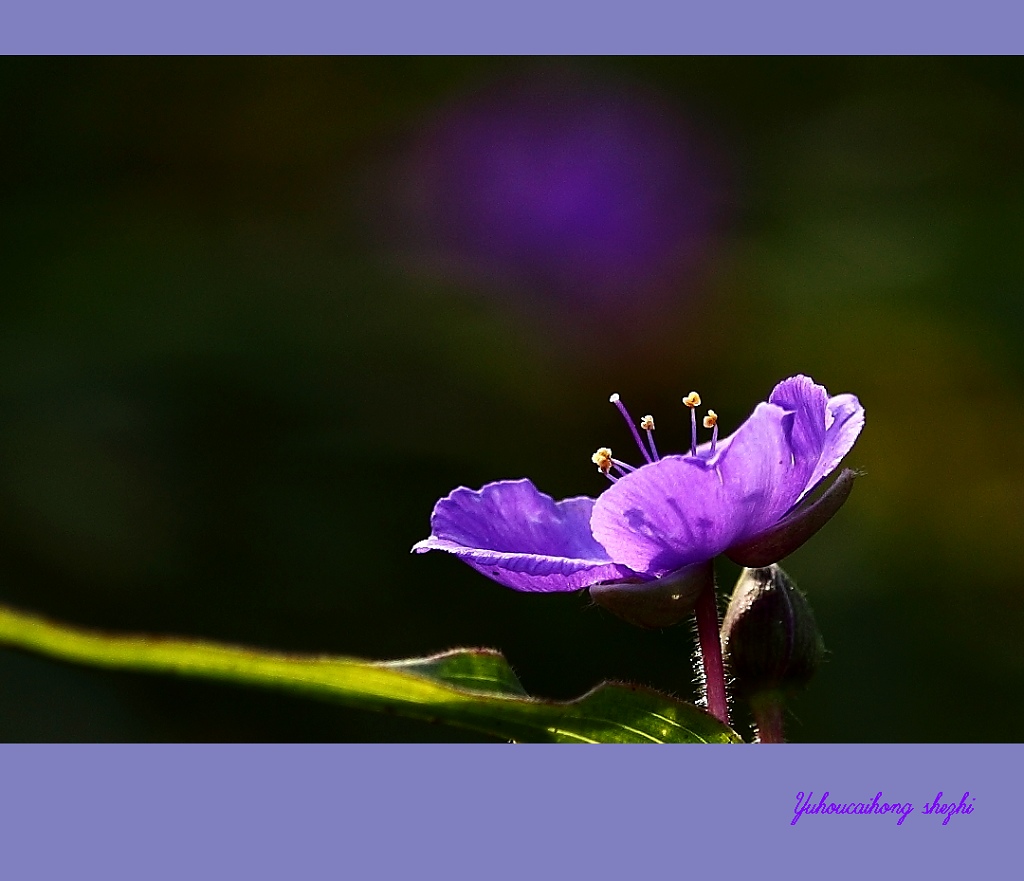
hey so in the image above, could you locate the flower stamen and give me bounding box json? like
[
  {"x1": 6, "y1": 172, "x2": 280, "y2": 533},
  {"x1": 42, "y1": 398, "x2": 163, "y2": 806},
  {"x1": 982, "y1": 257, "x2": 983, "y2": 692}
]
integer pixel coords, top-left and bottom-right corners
[
  {"x1": 703, "y1": 410, "x2": 719, "y2": 456},
  {"x1": 683, "y1": 391, "x2": 701, "y2": 456},
  {"x1": 591, "y1": 447, "x2": 619, "y2": 482},
  {"x1": 640, "y1": 414, "x2": 660, "y2": 461},
  {"x1": 591, "y1": 447, "x2": 613, "y2": 473},
  {"x1": 609, "y1": 393, "x2": 653, "y2": 465}
]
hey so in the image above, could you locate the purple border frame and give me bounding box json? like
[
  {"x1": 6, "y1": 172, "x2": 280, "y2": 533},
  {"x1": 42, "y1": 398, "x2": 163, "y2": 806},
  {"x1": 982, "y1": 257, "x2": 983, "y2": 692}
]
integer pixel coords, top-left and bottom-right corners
[
  {"x1": 1, "y1": 744, "x2": 1015, "y2": 878},
  {"x1": 0, "y1": 2, "x2": 1015, "y2": 876},
  {"x1": 0, "y1": 1, "x2": 1021, "y2": 53}
]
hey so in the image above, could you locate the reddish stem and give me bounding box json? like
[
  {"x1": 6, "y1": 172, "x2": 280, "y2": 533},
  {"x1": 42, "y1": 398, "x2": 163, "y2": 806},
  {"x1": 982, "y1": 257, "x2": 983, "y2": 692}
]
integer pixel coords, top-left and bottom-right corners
[{"x1": 694, "y1": 579, "x2": 729, "y2": 726}]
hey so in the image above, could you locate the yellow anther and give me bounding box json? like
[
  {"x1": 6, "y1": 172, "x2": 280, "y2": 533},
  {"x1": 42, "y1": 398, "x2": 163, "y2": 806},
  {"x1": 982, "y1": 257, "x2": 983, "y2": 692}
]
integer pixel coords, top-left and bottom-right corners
[
  {"x1": 703, "y1": 410, "x2": 718, "y2": 429},
  {"x1": 640, "y1": 415, "x2": 655, "y2": 431},
  {"x1": 683, "y1": 391, "x2": 701, "y2": 409},
  {"x1": 591, "y1": 447, "x2": 614, "y2": 473}
]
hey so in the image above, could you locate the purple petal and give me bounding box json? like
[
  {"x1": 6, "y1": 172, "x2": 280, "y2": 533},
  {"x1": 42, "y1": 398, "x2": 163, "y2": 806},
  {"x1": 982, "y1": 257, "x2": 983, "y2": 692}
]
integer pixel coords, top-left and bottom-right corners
[
  {"x1": 591, "y1": 403, "x2": 803, "y2": 576},
  {"x1": 811, "y1": 393, "x2": 865, "y2": 493},
  {"x1": 726, "y1": 467, "x2": 857, "y2": 567},
  {"x1": 412, "y1": 479, "x2": 636, "y2": 593},
  {"x1": 768, "y1": 376, "x2": 826, "y2": 480},
  {"x1": 768, "y1": 375, "x2": 864, "y2": 503}
]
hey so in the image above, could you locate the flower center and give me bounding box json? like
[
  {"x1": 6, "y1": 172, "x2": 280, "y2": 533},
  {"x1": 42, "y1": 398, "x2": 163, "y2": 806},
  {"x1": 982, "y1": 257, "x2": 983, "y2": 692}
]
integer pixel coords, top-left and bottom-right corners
[{"x1": 591, "y1": 390, "x2": 720, "y2": 480}]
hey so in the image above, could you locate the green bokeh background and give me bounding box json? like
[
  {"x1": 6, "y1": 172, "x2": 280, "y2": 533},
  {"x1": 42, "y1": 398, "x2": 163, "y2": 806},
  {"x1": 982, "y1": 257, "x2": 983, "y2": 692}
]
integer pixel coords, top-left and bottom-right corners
[{"x1": 1, "y1": 58, "x2": 1022, "y2": 742}]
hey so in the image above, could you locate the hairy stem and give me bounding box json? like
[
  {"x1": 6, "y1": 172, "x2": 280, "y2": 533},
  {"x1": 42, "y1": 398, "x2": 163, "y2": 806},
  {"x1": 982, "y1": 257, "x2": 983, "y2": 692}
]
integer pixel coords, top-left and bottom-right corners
[{"x1": 694, "y1": 580, "x2": 729, "y2": 726}]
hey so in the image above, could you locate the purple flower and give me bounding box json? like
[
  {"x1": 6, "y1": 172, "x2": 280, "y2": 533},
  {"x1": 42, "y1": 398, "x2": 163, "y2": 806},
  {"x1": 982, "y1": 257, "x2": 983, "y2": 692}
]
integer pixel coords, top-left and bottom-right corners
[{"x1": 413, "y1": 376, "x2": 864, "y2": 618}]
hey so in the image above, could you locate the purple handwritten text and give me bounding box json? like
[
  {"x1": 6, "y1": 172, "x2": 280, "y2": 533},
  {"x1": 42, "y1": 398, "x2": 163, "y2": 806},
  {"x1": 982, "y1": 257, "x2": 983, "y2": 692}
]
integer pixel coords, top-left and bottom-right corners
[
  {"x1": 920, "y1": 791, "x2": 975, "y2": 826},
  {"x1": 792, "y1": 791, "x2": 913, "y2": 826}
]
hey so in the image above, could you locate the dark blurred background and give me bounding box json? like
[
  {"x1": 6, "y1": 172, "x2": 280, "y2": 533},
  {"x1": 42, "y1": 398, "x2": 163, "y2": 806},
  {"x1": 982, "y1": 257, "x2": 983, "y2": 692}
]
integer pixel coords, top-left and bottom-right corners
[{"x1": 1, "y1": 58, "x2": 1022, "y2": 742}]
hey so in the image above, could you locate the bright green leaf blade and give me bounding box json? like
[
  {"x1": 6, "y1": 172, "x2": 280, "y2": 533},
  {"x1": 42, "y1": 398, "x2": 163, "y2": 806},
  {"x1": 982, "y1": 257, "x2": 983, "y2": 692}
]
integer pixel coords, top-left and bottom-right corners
[
  {"x1": 0, "y1": 603, "x2": 741, "y2": 744},
  {"x1": 382, "y1": 648, "x2": 529, "y2": 696}
]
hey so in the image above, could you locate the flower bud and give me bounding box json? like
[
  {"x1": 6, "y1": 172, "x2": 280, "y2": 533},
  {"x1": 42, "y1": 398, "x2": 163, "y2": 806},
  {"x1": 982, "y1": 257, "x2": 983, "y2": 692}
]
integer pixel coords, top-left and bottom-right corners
[{"x1": 720, "y1": 565, "x2": 824, "y2": 702}]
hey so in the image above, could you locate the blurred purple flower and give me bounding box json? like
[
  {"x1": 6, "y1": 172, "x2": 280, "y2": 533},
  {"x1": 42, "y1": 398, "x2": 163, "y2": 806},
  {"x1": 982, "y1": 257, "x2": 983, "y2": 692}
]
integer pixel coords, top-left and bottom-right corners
[
  {"x1": 413, "y1": 376, "x2": 864, "y2": 596},
  {"x1": 400, "y1": 71, "x2": 726, "y2": 302}
]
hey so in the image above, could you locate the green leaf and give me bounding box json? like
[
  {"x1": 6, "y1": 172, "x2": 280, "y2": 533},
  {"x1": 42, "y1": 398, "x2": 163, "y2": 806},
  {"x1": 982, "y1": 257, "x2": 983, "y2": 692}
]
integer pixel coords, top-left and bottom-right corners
[
  {"x1": 382, "y1": 648, "x2": 529, "y2": 696},
  {"x1": 0, "y1": 602, "x2": 741, "y2": 744}
]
